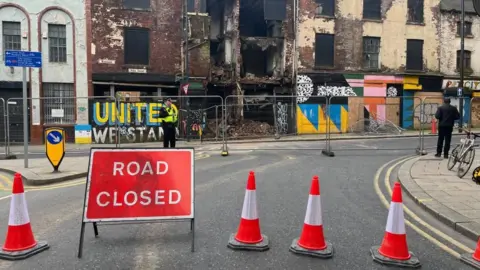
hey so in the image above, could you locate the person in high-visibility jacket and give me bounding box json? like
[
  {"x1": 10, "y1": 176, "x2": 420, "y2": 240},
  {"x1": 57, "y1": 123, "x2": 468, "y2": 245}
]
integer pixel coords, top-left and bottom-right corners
[{"x1": 162, "y1": 98, "x2": 178, "y2": 148}]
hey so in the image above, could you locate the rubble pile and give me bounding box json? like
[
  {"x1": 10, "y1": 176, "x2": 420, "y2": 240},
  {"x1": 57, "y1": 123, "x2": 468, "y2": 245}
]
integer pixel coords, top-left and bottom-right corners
[{"x1": 227, "y1": 120, "x2": 275, "y2": 138}]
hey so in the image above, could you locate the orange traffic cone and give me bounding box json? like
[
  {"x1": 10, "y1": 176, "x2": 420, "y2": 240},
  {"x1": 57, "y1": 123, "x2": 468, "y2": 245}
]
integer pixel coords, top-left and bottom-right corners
[
  {"x1": 460, "y1": 237, "x2": 480, "y2": 268},
  {"x1": 0, "y1": 173, "x2": 49, "y2": 260},
  {"x1": 290, "y1": 176, "x2": 333, "y2": 258},
  {"x1": 227, "y1": 171, "x2": 269, "y2": 251},
  {"x1": 371, "y1": 182, "x2": 420, "y2": 268},
  {"x1": 431, "y1": 119, "x2": 437, "y2": 134}
]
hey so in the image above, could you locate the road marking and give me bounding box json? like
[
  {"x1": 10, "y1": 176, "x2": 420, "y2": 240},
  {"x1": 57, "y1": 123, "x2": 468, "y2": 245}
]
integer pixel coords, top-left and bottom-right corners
[
  {"x1": 383, "y1": 157, "x2": 473, "y2": 254},
  {"x1": 373, "y1": 156, "x2": 466, "y2": 259},
  {"x1": 0, "y1": 195, "x2": 11, "y2": 201},
  {"x1": 0, "y1": 173, "x2": 11, "y2": 190}
]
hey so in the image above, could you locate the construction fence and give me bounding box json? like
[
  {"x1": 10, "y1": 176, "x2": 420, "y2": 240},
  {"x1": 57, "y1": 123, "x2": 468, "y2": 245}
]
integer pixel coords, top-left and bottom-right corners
[{"x1": 0, "y1": 94, "x2": 477, "y2": 155}]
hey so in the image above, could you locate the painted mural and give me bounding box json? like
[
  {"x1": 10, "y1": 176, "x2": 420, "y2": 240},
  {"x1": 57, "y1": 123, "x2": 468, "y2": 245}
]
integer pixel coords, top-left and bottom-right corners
[
  {"x1": 90, "y1": 101, "x2": 179, "y2": 144},
  {"x1": 295, "y1": 73, "x2": 447, "y2": 134}
]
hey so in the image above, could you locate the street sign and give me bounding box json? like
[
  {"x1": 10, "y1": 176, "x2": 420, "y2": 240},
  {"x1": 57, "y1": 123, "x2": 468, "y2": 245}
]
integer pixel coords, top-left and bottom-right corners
[
  {"x1": 78, "y1": 148, "x2": 195, "y2": 258},
  {"x1": 45, "y1": 128, "x2": 65, "y2": 172},
  {"x1": 5, "y1": 50, "x2": 42, "y2": 68},
  {"x1": 5, "y1": 51, "x2": 43, "y2": 169}
]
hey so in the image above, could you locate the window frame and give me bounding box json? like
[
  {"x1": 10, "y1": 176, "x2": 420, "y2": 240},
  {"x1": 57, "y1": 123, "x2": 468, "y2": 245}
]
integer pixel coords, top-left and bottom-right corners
[
  {"x1": 362, "y1": 36, "x2": 381, "y2": 70},
  {"x1": 406, "y1": 39, "x2": 424, "y2": 71},
  {"x1": 42, "y1": 83, "x2": 75, "y2": 125},
  {"x1": 122, "y1": 0, "x2": 151, "y2": 10},
  {"x1": 314, "y1": 33, "x2": 335, "y2": 68},
  {"x1": 457, "y1": 21, "x2": 473, "y2": 36},
  {"x1": 456, "y1": 50, "x2": 472, "y2": 71},
  {"x1": 48, "y1": 24, "x2": 67, "y2": 63},
  {"x1": 407, "y1": 0, "x2": 424, "y2": 24},
  {"x1": 2, "y1": 21, "x2": 22, "y2": 55},
  {"x1": 123, "y1": 27, "x2": 150, "y2": 66},
  {"x1": 362, "y1": 0, "x2": 382, "y2": 20},
  {"x1": 314, "y1": 0, "x2": 335, "y2": 17}
]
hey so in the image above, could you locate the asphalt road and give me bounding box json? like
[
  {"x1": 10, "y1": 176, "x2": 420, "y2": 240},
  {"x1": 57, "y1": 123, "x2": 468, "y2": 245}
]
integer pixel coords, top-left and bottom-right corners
[{"x1": 0, "y1": 137, "x2": 476, "y2": 269}]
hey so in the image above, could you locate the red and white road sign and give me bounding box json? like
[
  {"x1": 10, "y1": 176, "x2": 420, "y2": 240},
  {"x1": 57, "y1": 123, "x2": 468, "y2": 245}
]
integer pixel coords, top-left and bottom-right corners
[{"x1": 83, "y1": 148, "x2": 194, "y2": 222}]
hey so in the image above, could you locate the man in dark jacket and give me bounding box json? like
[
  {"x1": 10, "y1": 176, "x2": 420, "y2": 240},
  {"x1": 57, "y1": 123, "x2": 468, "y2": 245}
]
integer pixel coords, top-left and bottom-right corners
[{"x1": 434, "y1": 97, "x2": 460, "y2": 158}]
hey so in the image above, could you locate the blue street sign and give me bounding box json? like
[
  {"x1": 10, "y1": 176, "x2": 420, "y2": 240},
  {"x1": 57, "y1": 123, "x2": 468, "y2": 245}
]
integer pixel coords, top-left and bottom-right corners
[
  {"x1": 5, "y1": 50, "x2": 42, "y2": 68},
  {"x1": 46, "y1": 130, "x2": 63, "y2": 145}
]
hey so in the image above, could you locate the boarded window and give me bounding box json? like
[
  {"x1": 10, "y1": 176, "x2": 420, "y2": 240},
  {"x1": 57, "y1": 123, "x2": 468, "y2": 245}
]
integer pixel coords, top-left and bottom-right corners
[
  {"x1": 456, "y1": 50, "x2": 472, "y2": 70},
  {"x1": 264, "y1": 0, "x2": 287, "y2": 20},
  {"x1": 457, "y1": 21, "x2": 473, "y2": 36},
  {"x1": 363, "y1": 0, "x2": 381, "y2": 20},
  {"x1": 123, "y1": 0, "x2": 150, "y2": 9},
  {"x1": 42, "y1": 83, "x2": 75, "y2": 124},
  {"x1": 48, "y1": 24, "x2": 67, "y2": 63},
  {"x1": 124, "y1": 28, "x2": 150, "y2": 65},
  {"x1": 315, "y1": 0, "x2": 335, "y2": 17},
  {"x1": 363, "y1": 37, "x2": 380, "y2": 69},
  {"x1": 2, "y1": 21, "x2": 21, "y2": 54},
  {"x1": 314, "y1": 33, "x2": 334, "y2": 67},
  {"x1": 406, "y1": 39, "x2": 423, "y2": 71},
  {"x1": 407, "y1": 0, "x2": 424, "y2": 23}
]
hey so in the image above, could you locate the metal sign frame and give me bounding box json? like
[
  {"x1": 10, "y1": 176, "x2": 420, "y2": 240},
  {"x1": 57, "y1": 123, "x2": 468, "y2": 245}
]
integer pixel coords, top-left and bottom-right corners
[{"x1": 77, "y1": 147, "x2": 196, "y2": 258}]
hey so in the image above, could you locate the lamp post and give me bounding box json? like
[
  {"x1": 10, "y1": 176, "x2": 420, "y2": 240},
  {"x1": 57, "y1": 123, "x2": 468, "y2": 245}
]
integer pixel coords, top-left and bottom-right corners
[{"x1": 459, "y1": 0, "x2": 465, "y2": 132}]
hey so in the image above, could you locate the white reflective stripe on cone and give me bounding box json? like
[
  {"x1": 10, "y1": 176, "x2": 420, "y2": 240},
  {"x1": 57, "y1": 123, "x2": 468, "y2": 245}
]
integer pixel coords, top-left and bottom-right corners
[
  {"x1": 385, "y1": 202, "x2": 406, "y2": 234},
  {"x1": 304, "y1": 195, "x2": 323, "y2": 226},
  {"x1": 8, "y1": 193, "x2": 30, "y2": 226},
  {"x1": 241, "y1": 190, "x2": 258, "y2": 220}
]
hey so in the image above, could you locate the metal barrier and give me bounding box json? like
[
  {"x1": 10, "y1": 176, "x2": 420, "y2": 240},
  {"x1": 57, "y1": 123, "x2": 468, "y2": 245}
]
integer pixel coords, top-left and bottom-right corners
[
  {"x1": 5, "y1": 96, "x2": 114, "y2": 155},
  {"x1": 110, "y1": 95, "x2": 224, "y2": 147},
  {"x1": 0, "y1": 98, "x2": 6, "y2": 157}
]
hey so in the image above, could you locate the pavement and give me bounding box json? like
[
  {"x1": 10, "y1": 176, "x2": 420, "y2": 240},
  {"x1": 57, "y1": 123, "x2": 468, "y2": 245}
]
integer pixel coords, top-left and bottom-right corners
[
  {"x1": 398, "y1": 153, "x2": 480, "y2": 242},
  {"x1": 0, "y1": 137, "x2": 477, "y2": 269}
]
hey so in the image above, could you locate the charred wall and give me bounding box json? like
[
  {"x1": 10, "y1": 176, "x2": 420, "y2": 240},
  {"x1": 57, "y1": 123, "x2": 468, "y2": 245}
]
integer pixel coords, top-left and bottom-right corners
[{"x1": 91, "y1": 0, "x2": 183, "y2": 75}]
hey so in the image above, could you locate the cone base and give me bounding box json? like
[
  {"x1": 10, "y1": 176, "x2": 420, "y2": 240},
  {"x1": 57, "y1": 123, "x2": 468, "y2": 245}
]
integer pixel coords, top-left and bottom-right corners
[
  {"x1": 461, "y1": 253, "x2": 480, "y2": 269},
  {"x1": 0, "y1": 241, "x2": 49, "y2": 261},
  {"x1": 227, "y1": 233, "x2": 269, "y2": 252},
  {"x1": 371, "y1": 246, "x2": 421, "y2": 268},
  {"x1": 289, "y1": 238, "x2": 333, "y2": 259},
  {"x1": 321, "y1": 150, "x2": 335, "y2": 157}
]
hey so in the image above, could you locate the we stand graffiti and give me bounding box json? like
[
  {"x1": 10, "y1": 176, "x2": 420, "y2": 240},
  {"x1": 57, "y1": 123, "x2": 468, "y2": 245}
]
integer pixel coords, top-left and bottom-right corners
[{"x1": 90, "y1": 101, "x2": 178, "y2": 144}]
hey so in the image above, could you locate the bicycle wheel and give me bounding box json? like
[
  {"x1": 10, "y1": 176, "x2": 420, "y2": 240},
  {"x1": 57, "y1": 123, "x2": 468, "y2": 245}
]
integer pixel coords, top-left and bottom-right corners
[
  {"x1": 447, "y1": 145, "x2": 460, "y2": 171},
  {"x1": 457, "y1": 147, "x2": 476, "y2": 178}
]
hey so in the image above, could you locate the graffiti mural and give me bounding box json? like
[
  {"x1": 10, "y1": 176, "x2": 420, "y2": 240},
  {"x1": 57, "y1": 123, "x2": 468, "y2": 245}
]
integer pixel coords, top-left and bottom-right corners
[
  {"x1": 90, "y1": 101, "x2": 178, "y2": 144},
  {"x1": 276, "y1": 102, "x2": 288, "y2": 134}
]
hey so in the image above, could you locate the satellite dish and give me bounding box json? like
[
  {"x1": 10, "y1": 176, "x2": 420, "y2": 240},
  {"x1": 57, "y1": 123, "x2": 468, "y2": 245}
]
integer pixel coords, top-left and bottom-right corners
[{"x1": 474, "y1": 0, "x2": 480, "y2": 15}]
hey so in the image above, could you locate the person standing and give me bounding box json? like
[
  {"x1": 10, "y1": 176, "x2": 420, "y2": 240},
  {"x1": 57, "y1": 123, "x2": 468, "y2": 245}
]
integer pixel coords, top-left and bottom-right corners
[
  {"x1": 434, "y1": 97, "x2": 460, "y2": 158},
  {"x1": 161, "y1": 98, "x2": 178, "y2": 148}
]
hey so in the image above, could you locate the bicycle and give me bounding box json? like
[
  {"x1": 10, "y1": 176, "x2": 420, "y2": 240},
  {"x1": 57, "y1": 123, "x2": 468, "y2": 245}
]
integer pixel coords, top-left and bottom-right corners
[{"x1": 447, "y1": 130, "x2": 478, "y2": 178}]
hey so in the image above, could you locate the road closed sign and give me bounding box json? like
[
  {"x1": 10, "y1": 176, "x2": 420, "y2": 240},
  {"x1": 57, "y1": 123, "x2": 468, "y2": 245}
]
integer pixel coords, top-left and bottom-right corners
[{"x1": 83, "y1": 148, "x2": 194, "y2": 222}]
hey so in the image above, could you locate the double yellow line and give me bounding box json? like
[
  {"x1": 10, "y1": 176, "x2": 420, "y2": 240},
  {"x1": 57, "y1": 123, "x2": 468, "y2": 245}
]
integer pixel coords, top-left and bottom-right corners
[{"x1": 374, "y1": 156, "x2": 474, "y2": 259}]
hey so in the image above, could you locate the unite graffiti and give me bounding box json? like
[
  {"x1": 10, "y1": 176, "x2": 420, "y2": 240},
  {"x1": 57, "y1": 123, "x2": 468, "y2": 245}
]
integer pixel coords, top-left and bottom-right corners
[{"x1": 90, "y1": 101, "x2": 178, "y2": 144}]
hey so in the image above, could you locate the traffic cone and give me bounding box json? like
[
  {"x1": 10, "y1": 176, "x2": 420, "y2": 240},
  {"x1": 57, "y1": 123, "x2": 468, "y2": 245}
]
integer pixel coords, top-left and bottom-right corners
[
  {"x1": 227, "y1": 171, "x2": 269, "y2": 251},
  {"x1": 460, "y1": 237, "x2": 480, "y2": 269},
  {"x1": 0, "y1": 173, "x2": 49, "y2": 260},
  {"x1": 431, "y1": 119, "x2": 437, "y2": 134},
  {"x1": 289, "y1": 176, "x2": 333, "y2": 258},
  {"x1": 370, "y1": 182, "x2": 420, "y2": 268}
]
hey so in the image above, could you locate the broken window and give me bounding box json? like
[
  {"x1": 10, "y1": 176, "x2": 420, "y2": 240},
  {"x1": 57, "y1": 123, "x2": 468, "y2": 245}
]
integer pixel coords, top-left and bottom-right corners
[
  {"x1": 456, "y1": 50, "x2": 472, "y2": 70},
  {"x1": 363, "y1": 37, "x2": 380, "y2": 69},
  {"x1": 407, "y1": 0, "x2": 423, "y2": 23},
  {"x1": 264, "y1": 0, "x2": 286, "y2": 20},
  {"x1": 123, "y1": 0, "x2": 150, "y2": 9},
  {"x1": 239, "y1": 0, "x2": 285, "y2": 36},
  {"x1": 314, "y1": 33, "x2": 334, "y2": 67},
  {"x1": 315, "y1": 0, "x2": 335, "y2": 17},
  {"x1": 457, "y1": 21, "x2": 473, "y2": 36},
  {"x1": 240, "y1": 38, "x2": 283, "y2": 77},
  {"x1": 363, "y1": 0, "x2": 381, "y2": 20},
  {"x1": 124, "y1": 28, "x2": 150, "y2": 65},
  {"x1": 406, "y1": 39, "x2": 423, "y2": 71}
]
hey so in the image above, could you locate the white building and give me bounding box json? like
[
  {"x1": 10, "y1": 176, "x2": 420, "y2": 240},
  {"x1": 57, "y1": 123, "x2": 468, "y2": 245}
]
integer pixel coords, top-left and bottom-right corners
[{"x1": 0, "y1": 1, "x2": 89, "y2": 144}]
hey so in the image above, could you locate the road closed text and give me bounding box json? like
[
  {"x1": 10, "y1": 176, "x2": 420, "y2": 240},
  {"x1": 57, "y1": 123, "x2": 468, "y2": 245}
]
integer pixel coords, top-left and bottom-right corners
[{"x1": 96, "y1": 190, "x2": 181, "y2": 207}]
